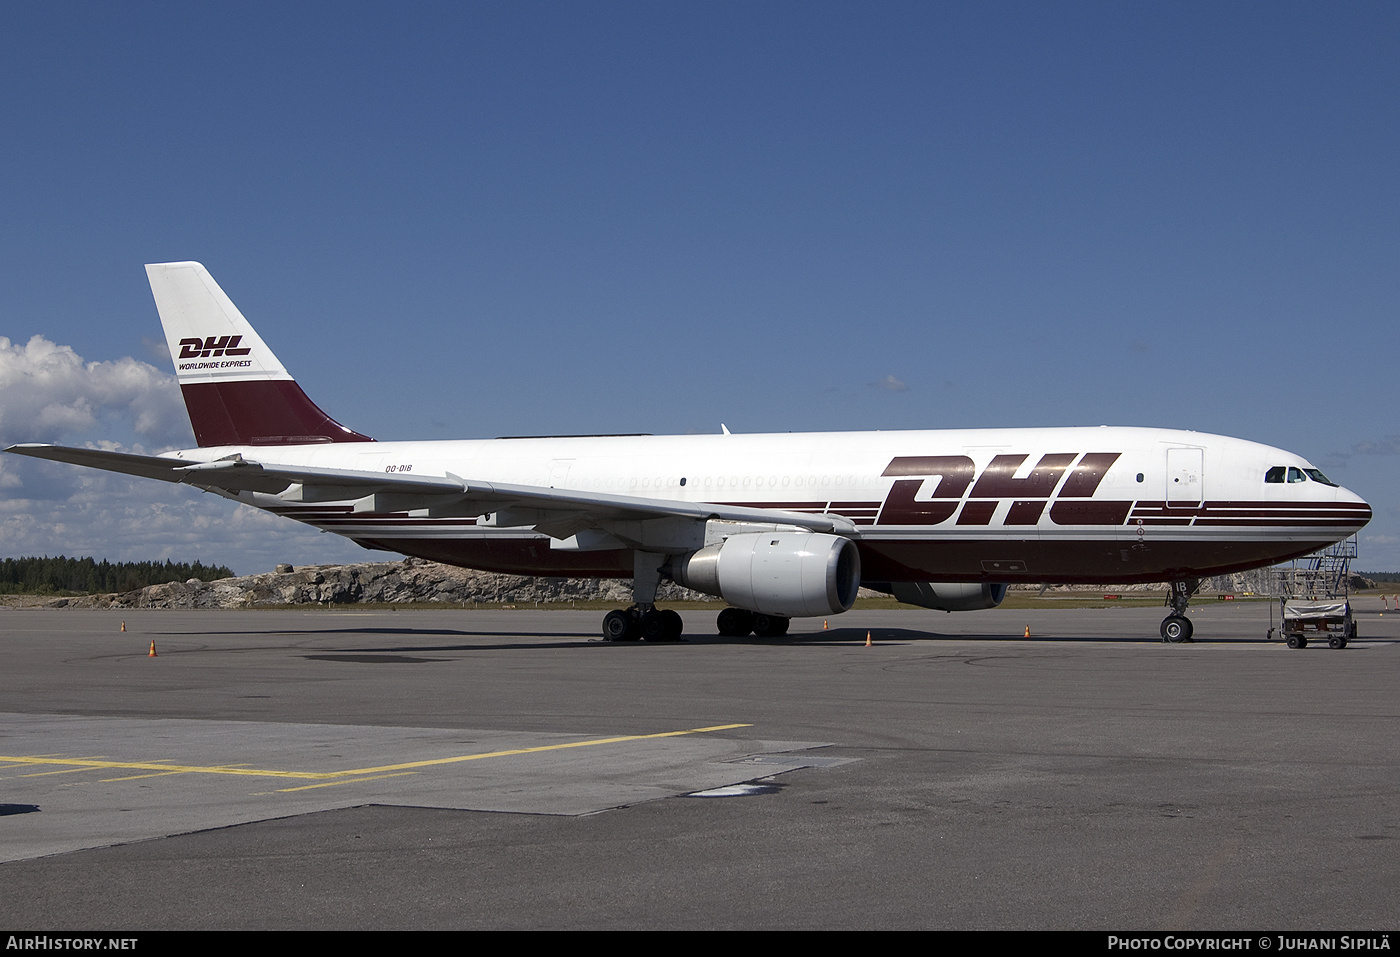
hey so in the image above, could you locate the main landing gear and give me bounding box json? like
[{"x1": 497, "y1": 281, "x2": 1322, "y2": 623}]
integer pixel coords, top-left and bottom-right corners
[
  {"x1": 602, "y1": 606, "x2": 684, "y2": 642},
  {"x1": 716, "y1": 607, "x2": 790, "y2": 638},
  {"x1": 600, "y1": 551, "x2": 685, "y2": 642},
  {"x1": 1160, "y1": 578, "x2": 1200, "y2": 643},
  {"x1": 596, "y1": 551, "x2": 792, "y2": 642}
]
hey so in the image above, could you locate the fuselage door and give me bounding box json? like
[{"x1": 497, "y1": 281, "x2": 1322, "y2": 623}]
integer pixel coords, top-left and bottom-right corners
[
  {"x1": 547, "y1": 459, "x2": 574, "y2": 489},
  {"x1": 1166, "y1": 447, "x2": 1203, "y2": 507}
]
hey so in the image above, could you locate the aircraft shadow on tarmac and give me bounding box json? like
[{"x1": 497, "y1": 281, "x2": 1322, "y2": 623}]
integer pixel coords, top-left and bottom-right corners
[
  {"x1": 115, "y1": 627, "x2": 1379, "y2": 661},
  {"x1": 141, "y1": 625, "x2": 1206, "y2": 655}
]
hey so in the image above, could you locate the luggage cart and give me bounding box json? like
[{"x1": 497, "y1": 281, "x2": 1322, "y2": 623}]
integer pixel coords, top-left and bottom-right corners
[{"x1": 1276, "y1": 599, "x2": 1354, "y2": 649}]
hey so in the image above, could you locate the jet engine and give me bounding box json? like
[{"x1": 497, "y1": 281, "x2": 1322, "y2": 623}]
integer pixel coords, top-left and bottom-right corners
[
  {"x1": 874, "y1": 581, "x2": 1008, "y2": 612},
  {"x1": 669, "y1": 531, "x2": 861, "y2": 618}
]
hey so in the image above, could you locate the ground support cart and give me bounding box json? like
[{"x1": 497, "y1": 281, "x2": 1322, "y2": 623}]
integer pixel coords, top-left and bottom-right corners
[{"x1": 1271, "y1": 599, "x2": 1354, "y2": 649}]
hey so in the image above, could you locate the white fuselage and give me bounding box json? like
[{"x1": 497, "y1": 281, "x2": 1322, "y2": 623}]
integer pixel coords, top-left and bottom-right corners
[{"x1": 167, "y1": 425, "x2": 1370, "y2": 585}]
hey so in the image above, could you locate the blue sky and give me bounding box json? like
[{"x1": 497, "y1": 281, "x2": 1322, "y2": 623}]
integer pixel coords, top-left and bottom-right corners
[{"x1": 2, "y1": 1, "x2": 1396, "y2": 573}]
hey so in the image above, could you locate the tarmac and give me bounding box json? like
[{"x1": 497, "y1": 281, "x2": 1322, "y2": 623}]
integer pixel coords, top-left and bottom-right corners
[{"x1": 1, "y1": 601, "x2": 1396, "y2": 929}]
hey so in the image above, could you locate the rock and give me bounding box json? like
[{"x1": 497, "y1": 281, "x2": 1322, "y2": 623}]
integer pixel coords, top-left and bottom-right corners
[{"x1": 42, "y1": 558, "x2": 718, "y2": 609}]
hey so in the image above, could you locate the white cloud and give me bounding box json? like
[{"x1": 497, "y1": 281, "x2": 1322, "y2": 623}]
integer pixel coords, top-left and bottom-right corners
[
  {"x1": 0, "y1": 465, "x2": 368, "y2": 575},
  {"x1": 0, "y1": 335, "x2": 370, "y2": 573},
  {"x1": 874, "y1": 374, "x2": 908, "y2": 392},
  {"x1": 1348, "y1": 436, "x2": 1400, "y2": 457},
  {"x1": 140, "y1": 335, "x2": 173, "y2": 368},
  {"x1": 0, "y1": 335, "x2": 189, "y2": 447}
]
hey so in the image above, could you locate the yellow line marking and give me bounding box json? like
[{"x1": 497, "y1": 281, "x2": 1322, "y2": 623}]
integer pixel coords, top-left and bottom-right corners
[
  {"x1": 100, "y1": 771, "x2": 190, "y2": 782},
  {"x1": 276, "y1": 772, "x2": 420, "y2": 792},
  {"x1": 0, "y1": 723, "x2": 752, "y2": 782}
]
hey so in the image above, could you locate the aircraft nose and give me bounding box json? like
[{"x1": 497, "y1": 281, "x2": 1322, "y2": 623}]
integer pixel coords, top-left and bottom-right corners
[{"x1": 1339, "y1": 485, "x2": 1372, "y2": 526}]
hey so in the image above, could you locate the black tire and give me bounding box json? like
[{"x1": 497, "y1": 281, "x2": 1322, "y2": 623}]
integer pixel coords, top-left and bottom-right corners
[
  {"x1": 641, "y1": 610, "x2": 683, "y2": 642},
  {"x1": 1328, "y1": 634, "x2": 1343, "y2": 650},
  {"x1": 640, "y1": 610, "x2": 666, "y2": 641},
  {"x1": 752, "y1": 614, "x2": 790, "y2": 638},
  {"x1": 603, "y1": 609, "x2": 637, "y2": 641},
  {"x1": 1286, "y1": 633, "x2": 1303, "y2": 649},
  {"x1": 1160, "y1": 615, "x2": 1189, "y2": 643},
  {"x1": 716, "y1": 607, "x2": 753, "y2": 637}
]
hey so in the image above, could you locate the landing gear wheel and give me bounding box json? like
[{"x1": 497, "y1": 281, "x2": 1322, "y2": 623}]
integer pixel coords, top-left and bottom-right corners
[
  {"x1": 717, "y1": 607, "x2": 755, "y2": 637},
  {"x1": 752, "y1": 614, "x2": 790, "y2": 638},
  {"x1": 640, "y1": 610, "x2": 667, "y2": 642},
  {"x1": 641, "y1": 609, "x2": 684, "y2": 642},
  {"x1": 1160, "y1": 615, "x2": 1193, "y2": 643},
  {"x1": 1161, "y1": 579, "x2": 1200, "y2": 643},
  {"x1": 603, "y1": 609, "x2": 638, "y2": 642}
]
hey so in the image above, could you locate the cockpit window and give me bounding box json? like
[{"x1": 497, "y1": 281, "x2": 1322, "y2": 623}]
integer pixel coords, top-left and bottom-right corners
[{"x1": 1265, "y1": 465, "x2": 1338, "y2": 487}]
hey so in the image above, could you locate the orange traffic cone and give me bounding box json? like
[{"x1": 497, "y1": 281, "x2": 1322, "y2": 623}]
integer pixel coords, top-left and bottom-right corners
[
  {"x1": 823, "y1": 620, "x2": 829, "y2": 630},
  {"x1": 1024, "y1": 626, "x2": 1031, "y2": 638},
  {"x1": 148, "y1": 640, "x2": 157, "y2": 657},
  {"x1": 121, "y1": 621, "x2": 126, "y2": 632},
  {"x1": 865, "y1": 630, "x2": 872, "y2": 647}
]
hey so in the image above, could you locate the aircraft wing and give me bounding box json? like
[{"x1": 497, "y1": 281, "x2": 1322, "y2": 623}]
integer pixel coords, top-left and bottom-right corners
[
  {"x1": 4, "y1": 444, "x2": 859, "y2": 537},
  {"x1": 5, "y1": 444, "x2": 460, "y2": 497},
  {"x1": 467, "y1": 480, "x2": 860, "y2": 535}
]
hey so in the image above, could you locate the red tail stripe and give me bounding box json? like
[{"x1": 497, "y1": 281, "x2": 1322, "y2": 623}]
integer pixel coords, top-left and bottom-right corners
[{"x1": 180, "y1": 381, "x2": 373, "y2": 447}]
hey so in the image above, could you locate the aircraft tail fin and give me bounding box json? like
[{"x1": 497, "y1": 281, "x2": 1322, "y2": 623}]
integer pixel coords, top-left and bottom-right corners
[{"x1": 146, "y1": 262, "x2": 374, "y2": 447}]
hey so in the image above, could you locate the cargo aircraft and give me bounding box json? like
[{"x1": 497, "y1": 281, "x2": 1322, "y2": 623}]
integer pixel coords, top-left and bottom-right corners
[{"x1": 6, "y1": 263, "x2": 1371, "y2": 642}]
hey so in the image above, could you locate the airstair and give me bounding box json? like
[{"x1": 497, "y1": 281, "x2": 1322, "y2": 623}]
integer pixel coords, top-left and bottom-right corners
[{"x1": 1274, "y1": 538, "x2": 1357, "y2": 601}]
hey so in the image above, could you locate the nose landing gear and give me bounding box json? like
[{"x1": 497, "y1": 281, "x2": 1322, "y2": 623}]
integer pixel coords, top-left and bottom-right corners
[{"x1": 1161, "y1": 578, "x2": 1200, "y2": 642}]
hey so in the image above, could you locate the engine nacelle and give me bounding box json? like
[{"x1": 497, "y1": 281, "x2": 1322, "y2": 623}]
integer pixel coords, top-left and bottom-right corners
[
  {"x1": 879, "y1": 581, "x2": 1008, "y2": 612},
  {"x1": 670, "y1": 532, "x2": 861, "y2": 618}
]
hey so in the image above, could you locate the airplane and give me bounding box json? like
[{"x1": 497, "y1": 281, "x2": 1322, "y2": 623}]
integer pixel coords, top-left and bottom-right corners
[{"x1": 6, "y1": 263, "x2": 1371, "y2": 643}]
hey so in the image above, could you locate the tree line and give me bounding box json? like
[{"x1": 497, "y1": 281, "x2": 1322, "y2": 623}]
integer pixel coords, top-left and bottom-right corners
[{"x1": 0, "y1": 556, "x2": 235, "y2": 595}]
